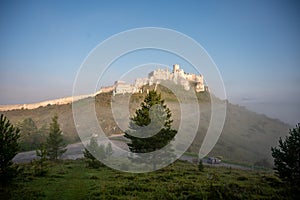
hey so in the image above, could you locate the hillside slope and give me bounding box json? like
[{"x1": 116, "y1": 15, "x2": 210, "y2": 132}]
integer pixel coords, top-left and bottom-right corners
[{"x1": 0, "y1": 85, "x2": 291, "y2": 167}]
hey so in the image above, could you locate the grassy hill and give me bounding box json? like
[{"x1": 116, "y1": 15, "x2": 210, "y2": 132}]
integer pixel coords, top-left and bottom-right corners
[
  {"x1": 0, "y1": 85, "x2": 291, "y2": 167},
  {"x1": 1, "y1": 159, "x2": 297, "y2": 200}
]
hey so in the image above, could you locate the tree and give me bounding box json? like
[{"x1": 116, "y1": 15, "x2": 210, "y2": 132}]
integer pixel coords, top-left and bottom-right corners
[
  {"x1": 0, "y1": 114, "x2": 20, "y2": 181},
  {"x1": 271, "y1": 123, "x2": 300, "y2": 185},
  {"x1": 17, "y1": 118, "x2": 37, "y2": 137},
  {"x1": 198, "y1": 159, "x2": 204, "y2": 172},
  {"x1": 105, "y1": 142, "x2": 113, "y2": 158},
  {"x1": 33, "y1": 144, "x2": 48, "y2": 176},
  {"x1": 124, "y1": 90, "x2": 177, "y2": 170},
  {"x1": 83, "y1": 137, "x2": 107, "y2": 168},
  {"x1": 17, "y1": 118, "x2": 45, "y2": 151},
  {"x1": 46, "y1": 115, "x2": 66, "y2": 160}
]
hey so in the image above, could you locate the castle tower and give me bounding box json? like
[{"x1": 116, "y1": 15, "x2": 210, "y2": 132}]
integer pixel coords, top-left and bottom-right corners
[{"x1": 173, "y1": 64, "x2": 180, "y2": 73}]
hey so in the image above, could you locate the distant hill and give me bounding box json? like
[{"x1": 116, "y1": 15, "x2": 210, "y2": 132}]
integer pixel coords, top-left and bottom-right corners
[
  {"x1": 0, "y1": 84, "x2": 291, "y2": 167},
  {"x1": 190, "y1": 102, "x2": 291, "y2": 167}
]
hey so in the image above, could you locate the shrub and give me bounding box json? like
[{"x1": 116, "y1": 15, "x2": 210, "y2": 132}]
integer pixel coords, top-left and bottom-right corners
[{"x1": 198, "y1": 159, "x2": 204, "y2": 172}]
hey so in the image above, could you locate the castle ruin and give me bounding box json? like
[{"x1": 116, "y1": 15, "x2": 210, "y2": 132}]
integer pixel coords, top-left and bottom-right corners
[
  {"x1": 113, "y1": 64, "x2": 206, "y2": 95},
  {"x1": 0, "y1": 64, "x2": 206, "y2": 111}
]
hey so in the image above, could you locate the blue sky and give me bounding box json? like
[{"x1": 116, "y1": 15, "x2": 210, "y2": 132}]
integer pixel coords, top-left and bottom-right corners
[{"x1": 0, "y1": 0, "x2": 299, "y2": 125}]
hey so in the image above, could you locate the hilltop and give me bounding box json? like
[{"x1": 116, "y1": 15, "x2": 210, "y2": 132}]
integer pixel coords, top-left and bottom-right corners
[{"x1": 0, "y1": 84, "x2": 291, "y2": 167}]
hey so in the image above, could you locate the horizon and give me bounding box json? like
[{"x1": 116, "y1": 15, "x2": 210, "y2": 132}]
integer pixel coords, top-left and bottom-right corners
[{"x1": 0, "y1": 0, "x2": 299, "y2": 125}]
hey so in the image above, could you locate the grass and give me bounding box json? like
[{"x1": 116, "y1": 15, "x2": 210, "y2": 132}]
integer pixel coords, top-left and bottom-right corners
[{"x1": 1, "y1": 159, "x2": 297, "y2": 200}]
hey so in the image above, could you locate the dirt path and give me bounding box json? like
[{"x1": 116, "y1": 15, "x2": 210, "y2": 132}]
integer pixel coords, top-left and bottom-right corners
[
  {"x1": 13, "y1": 135, "x2": 255, "y2": 171},
  {"x1": 13, "y1": 136, "x2": 127, "y2": 163}
]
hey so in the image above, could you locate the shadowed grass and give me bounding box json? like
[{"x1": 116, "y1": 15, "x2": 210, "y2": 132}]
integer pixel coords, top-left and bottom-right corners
[{"x1": 1, "y1": 159, "x2": 297, "y2": 200}]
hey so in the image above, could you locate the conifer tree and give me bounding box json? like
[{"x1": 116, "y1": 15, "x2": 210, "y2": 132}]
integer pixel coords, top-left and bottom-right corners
[
  {"x1": 198, "y1": 159, "x2": 204, "y2": 172},
  {"x1": 17, "y1": 118, "x2": 43, "y2": 151},
  {"x1": 33, "y1": 144, "x2": 48, "y2": 176},
  {"x1": 18, "y1": 118, "x2": 37, "y2": 137},
  {"x1": 83, "y1": 137, "x2": 107, "y2": 168},
  {"x1": 124, "y1": 90, "x2": 177, "y2": 170},
  {"x1": 105, "y1": 142, "x2": 113, "y2": 158},
  {"x1": 46, "y1": 115, "x2": 66, "y2": 160},
  {"x1": 271, "y1": 123, "x2": 300, "y2": 185},
  {"x1": 0, "y1": 114, "x2": 20, "y2": 181}
]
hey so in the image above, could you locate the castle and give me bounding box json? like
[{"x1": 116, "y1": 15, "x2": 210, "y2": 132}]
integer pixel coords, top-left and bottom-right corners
[
  {"x1": 112, "y1": 64, "x2": 206, "y2": 95},
  {"x1": 0, "y1": 64, "x2": 206, "y2": 111}
]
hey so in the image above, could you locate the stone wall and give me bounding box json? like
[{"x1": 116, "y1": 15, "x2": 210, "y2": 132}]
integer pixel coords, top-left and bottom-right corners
[{"x1": 113, "y1": 64, "x2": 206, "y2": 95}]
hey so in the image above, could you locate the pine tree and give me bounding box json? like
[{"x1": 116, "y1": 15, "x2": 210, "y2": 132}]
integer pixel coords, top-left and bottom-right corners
[
  {"x1": 83, "y1": 137, "x2": 106, "y2": 168},
  {"x1": 46, "y1": 115, "x2": 66, "y2": 160},
  {"x1": 271, "y1": 123, "x2": 300, "y2": 185},
  {"x1": 198, "y1": 159, "x2": 204, "y2": 172},
  {"x1": 17, "y1": 118, "x2": 43, "y2": 151},
  {"x1": 0, "y1": 114, "x2": 20, "y2": 181},
  {"x1": 18, "y1": 118, "x2": 37, "y2": 137},
  {"x1": 105, "y1": 142, "x2": 113, "y2": 158},
  {"x1": 33, "y1": 144, "x2": 48, "y2": 176},
  {"x1": 124, "y1": 90, "x2": 177, "y2": 170}
]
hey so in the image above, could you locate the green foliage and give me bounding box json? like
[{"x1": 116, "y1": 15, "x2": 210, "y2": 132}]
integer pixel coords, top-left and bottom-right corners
[
  {"x1": 0, "y1": 114, "x2": 20, "y2": 182},
  {"x1": 124, "y1": 90, "x2": 177, "y2": 170},
  {"x1": 32, "y1": 144, "x2": 48, "y2": 176},
  {"x1": 17, "y1": 118, "x2": 37, "y2": 136},
  {"x1": 17, "y1": 118, "x2": 47, "y2": 151},
  {"x1": 254, "y1": 158, "x2": 272, "y2": 168},
  {"x1": 83, "y1": 137, "x2": 113, "y2": 168},
  {"x1": 105, "y1": 142, "x2": 113, "y2": 158},
  {"x1": 46, "y1": 115, "x2": 66, "y2": 160},
  {"x1": 271, "y1": 123, "x2": 300, "y2": 185},
  {"x1": 1, "y1": 88, "x2": 291, "y2": 166},
  {"x1": 198, "y1": 159, "x2": 204, "y2": 172},
  {"x1": 83, "y1": 137, "x2": 104, "y2": 168},
  {"x1": 1, "y1": 160, "x2": 297, "y2": 200}
]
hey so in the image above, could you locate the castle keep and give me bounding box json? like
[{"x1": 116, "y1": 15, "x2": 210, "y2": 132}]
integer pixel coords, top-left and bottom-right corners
[{"x1": 113, "y1": 64, "x2": 206, "y2": 95}]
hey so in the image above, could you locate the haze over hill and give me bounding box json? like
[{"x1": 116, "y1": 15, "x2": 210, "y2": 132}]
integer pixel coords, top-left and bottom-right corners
[{"x1": 0, "y1": 84, "x2": 291, "y2": 168}]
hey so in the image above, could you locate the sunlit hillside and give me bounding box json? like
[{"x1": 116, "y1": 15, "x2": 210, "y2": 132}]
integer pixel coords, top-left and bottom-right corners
[{"x1": 0, "y1": 84, "x2": 290, "y2": 167}]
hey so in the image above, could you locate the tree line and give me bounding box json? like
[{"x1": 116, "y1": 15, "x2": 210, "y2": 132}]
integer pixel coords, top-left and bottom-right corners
[{"x1": 0, "y1": 112, "x2": 114, "y2": 180}]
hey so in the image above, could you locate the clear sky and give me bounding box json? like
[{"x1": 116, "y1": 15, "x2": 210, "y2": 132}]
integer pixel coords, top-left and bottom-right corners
[{"x1": 0, "y1": 0, "x2": 299, "y2": 125}]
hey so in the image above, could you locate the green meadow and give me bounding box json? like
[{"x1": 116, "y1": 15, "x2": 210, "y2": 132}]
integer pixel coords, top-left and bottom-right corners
[{"x1": 1, "y1": 159, "x2": 297, "y2": 200}]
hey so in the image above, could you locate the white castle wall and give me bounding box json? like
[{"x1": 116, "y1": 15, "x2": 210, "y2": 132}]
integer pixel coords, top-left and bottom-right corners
[
  {"x1": 0, "y1": 64, "x2": 206, "y2": 111},
  {"x1": 114, "y1": 64, "x2": 205, "y2": 95}
]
